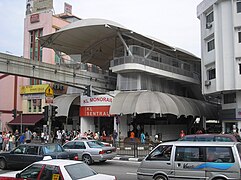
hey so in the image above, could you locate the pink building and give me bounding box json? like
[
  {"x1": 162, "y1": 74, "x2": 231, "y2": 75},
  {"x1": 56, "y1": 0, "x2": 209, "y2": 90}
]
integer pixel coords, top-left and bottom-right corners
[{"x1": 0, "y1": 2, "x2": 80, "y2": 133}]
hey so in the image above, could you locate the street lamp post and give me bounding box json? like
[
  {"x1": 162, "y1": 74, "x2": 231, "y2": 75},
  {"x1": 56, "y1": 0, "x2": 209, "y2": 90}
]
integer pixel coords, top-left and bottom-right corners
[{"x1": 20, "y1": 113, "x2": 23, "y2": 134}]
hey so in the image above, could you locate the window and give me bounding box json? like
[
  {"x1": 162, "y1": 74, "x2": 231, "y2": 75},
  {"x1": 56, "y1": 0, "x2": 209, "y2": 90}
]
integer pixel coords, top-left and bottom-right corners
[
  {"x1": 19, "y1": 164, "x2": 43, "y2": 179},
  {"x1": 14, "y1": 146, "x2": 27, "y2": 154},
  {"x1": 65, "y1": 163, "x2": 96, "y2": 179},
  {"x1": 223, "y1": 93, "x2": 236, "y2": 104},
  {"x1": 183, "y1": 63, "x2": 191, "y2": 71},
  {"x1": 239, "y1": 64, "x2": 241, "y2": 74},
  {"x1": 239, "y1": 32, "x2": 241, "y2": 43},
  {"x1": 206, "y1": 11, "x2": 213, "y2": 29},
  {"x1": 237, "y1": 2, "x2": 241, "y2": 13},
  {"x1": 63, "y1": 142, "x2": 75, "y2": 149},
  {"x1": 75, "y1": 142, "x2": 86, "y2": 149},
  {"x1": 28, "y1": 100, "x2": 32, "y2": 112},
  {"x1": 206, "y1": 147, "x2": 234, "y2": 163},
  {"x1": 206, "y1": 11, "x2": 214, "y2": 23},
  {"x1": 207, "y1": 39, "x2": 215, "y2": 52},
  {"x1": 40, "y1": 165, "x2": 63, "y2": 180},
  {"x1": 26, "y1": 146, "x2": 39, "y2": 155},
  {"x1": 208, "y1": 68, "x2": 216, "y2": 80},
  {"x1": 172, "y1": 60, "x2": 179, "y2": 68},
  {"x1": 29, "y1": 29, "x2": 43, "y2": 85},
  {"x1": 175, "y1": 146, "x2": 204, "y2": 162},
  {"x1": 146, "y1": 145, "x2": 172, "y2": 161}
]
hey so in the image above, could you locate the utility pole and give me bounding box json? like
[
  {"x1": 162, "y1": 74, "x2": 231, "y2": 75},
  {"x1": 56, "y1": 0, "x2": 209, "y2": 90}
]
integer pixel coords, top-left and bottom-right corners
[
  {"x1": 20, "y1": 113, "x2": 23, "y2": 134},
  {"x1": 48, "y1": 105, "x2": 52, "y2": 139}
]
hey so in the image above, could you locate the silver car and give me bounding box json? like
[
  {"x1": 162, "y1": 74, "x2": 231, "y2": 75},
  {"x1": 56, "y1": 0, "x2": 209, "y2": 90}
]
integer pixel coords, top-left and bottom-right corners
[{"x1": 63, "y1": 140, "x2": 117, "y2": 165}]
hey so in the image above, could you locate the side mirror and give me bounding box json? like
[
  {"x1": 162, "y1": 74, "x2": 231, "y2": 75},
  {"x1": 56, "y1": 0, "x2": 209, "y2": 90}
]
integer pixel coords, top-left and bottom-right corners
[
  {"x1": 16, "y1": 173, "x2": 21, "y2": 178},
  {"x1": 10, "y1": 150, "x2": 14, "y2": 154}
]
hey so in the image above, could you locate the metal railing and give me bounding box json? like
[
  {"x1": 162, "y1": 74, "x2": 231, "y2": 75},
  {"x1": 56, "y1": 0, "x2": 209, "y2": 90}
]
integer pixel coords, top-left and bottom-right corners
[{"x1": 110, "y1": 55, "x2": 200, "y2": 81}]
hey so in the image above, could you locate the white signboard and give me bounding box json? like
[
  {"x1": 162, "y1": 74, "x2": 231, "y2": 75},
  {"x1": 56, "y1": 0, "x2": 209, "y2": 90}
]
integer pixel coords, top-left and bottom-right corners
[
  {"x1": 81, "y1": 95, "x2": 113, "y2": 107},
  {"x1": 33, "y1": 0, "x2": 53, "y2": 13},
  {"x1": 64, "y1": 2, "x2": 72, "y2": 14}
]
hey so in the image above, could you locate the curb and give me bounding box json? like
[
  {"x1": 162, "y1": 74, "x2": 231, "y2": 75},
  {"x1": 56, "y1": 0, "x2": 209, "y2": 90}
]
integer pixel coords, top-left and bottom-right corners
[{"x1": 113, "y1": 156, "x2": 144, "y2": 162}]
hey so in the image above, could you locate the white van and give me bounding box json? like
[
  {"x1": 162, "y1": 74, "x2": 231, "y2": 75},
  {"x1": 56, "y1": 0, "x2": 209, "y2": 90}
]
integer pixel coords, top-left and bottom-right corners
[{"x1": 137, "y1": 141, "x2": 241, "y2": 180}]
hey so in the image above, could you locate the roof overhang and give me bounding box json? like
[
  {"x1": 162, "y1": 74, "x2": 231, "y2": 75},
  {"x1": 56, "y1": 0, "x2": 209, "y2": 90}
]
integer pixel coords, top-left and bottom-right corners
[
  {"x1": 8, "y1": 114, "x2": 43, "y2": 126},
  {"x1": 53, "y1": 94, "x2": 80, "y2": 117},
  {"x1": 109, "y1": 91, "x2": 218, "y2": 119},
  {"x1": 40, "y1": 18, "x2": 200, "y2": 70}
]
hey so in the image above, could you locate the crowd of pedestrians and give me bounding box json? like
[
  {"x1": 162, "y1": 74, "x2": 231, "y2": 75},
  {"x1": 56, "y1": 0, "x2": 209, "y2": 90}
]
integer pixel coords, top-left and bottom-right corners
[{"x1": 0, "y1": 128, "x2": 34, "y2": 152}]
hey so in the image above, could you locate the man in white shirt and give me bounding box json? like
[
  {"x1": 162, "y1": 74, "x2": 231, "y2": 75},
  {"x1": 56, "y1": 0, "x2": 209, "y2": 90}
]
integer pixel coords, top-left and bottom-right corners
[
  {"x1": 56, "y1": 130, "x2": 62, "y2": 144},
  {"x1": 24, "y1": 128, "x2": 32, "y2": 143}
]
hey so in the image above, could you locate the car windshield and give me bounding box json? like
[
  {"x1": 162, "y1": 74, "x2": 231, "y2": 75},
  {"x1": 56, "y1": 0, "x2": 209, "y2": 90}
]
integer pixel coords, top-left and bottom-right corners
[
  {"x1": 87, "y1": 141, "x2": 104, "y2": 148},
  {"x1": 236, "y1": 144, "x2": 241, "y2": 161},
  {"x1": 42, "y1": 144, "x2": 64, "y2": 154},
  {"x1": 65, "y1": 163, "x2": 96, "y2": 179}
]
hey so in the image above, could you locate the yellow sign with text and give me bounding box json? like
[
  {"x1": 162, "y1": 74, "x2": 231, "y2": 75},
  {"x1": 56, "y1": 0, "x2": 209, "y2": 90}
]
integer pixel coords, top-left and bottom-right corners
[{"x1": 20, "y1": 84, "x2": 49, "y2": 94}]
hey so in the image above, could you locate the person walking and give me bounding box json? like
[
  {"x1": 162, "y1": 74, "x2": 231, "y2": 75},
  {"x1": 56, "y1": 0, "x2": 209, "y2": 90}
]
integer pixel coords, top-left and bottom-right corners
[
  {"x1": 130, "y1": 131, "x2": 135, "y2": 143},
  {"x1": 3, "y1": 131, "x2": 10, "y2": 151},
  {"x1": 113, "y1": 130, "x2": 118, "y2": 146},
  {"x1": 19, "y1": 133, "x2": 25, "y2": 144},
  {"x1": 8, "y1": 131, "x2": 15, "y2": 150},
  {"x1": 179, "y1": 130, "x2": 185, "y2": 138},
  {"x1": 14, "y1": 129, "x2": 20, "y2": 147},
  {"x1": 56, "y1": 130, "x2": 62, "y2": 144},
  {"x1": 141, "y1": 131, "x2": 146, "y2": 144},
  {"x1": 24, "y1": 128, "x2": 32, "y2": 143}
]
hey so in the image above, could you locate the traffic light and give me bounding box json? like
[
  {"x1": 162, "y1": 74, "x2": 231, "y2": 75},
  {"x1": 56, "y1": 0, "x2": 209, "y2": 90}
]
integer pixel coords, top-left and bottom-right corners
[
  {"x1": 85, "y1": 85, "x2": 92, "y2": 97},
  {"x1": 43, "y1": 106, "x2": 49, "y2": 122},
  {"x1": 51, "y1": 105, "x2": 58, "y2": 117},
  {"x1": 12, "y1": 109, "x2": 17, "y2": 118}
]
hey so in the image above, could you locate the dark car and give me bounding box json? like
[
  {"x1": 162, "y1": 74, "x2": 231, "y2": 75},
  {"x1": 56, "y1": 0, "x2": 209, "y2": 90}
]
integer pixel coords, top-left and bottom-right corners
[
  {"x1": 179, "y1": 133, "x2": 241, "y2": 142},
  {"x1": 0, "y1": 143, "x2": 78, "y2": 170}
]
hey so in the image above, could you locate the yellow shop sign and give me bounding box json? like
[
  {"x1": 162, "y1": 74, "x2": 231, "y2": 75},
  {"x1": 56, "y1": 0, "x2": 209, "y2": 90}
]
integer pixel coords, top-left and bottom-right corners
[{"x1": 20, "y1": 84, "x2": 50, "y2": 94}]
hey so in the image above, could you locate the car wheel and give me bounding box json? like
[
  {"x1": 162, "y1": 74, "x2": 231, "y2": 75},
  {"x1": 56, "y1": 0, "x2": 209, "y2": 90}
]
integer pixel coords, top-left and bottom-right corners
[
  {"x1": 82, "y1": 154, "x2": 93, "y2": 165},
  {"x1": 0, "y1": 158, "x2": 7, "y2": 170},
  {"x1": 154, "y1": 174, "x2": 167, "y2": 180}
]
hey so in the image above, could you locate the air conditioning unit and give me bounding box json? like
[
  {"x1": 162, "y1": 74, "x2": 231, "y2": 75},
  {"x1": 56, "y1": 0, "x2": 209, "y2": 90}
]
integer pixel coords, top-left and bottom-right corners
[
  {"x1": 205, "y1": 80, "x2": 211, "y2": 86},
  {"x1": 206, "y1": 22, "x2": 212, "y2": 29}
]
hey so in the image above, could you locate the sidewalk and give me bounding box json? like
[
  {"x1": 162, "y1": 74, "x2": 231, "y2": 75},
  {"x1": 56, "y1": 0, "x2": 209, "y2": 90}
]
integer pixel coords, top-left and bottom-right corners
[{"x1": 113, "y1": 155, "x2": 144, "y2": 162}]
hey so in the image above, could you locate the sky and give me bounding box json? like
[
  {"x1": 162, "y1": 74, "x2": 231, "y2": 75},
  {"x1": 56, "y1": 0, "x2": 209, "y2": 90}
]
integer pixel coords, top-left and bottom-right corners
[{"x1": 0, "y1": 0, "x2": 203, "y2": 57}]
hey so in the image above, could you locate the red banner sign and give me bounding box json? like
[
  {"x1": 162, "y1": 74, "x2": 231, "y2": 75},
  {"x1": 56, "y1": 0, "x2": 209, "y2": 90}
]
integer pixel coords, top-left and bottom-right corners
[{"x1": 80, "y1": 106, "x2": 112, "y2": 117}]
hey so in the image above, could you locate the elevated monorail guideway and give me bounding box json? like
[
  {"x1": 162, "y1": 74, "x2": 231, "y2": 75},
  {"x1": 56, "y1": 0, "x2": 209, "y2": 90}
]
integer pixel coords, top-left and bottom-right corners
[{"x1": 0, "y1": 52, "x2": 114, "y2": 92}]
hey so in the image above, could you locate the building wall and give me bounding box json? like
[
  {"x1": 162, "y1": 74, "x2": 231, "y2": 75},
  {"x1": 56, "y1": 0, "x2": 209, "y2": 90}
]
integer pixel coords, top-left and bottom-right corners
[
  {"x1": 0, "y1": 11, "x2": 72, "y2": 132},
  {"x1": 198, "y1": 0, "x2": 241, "y2": 131},
  {"x1": 198, "y1": 0, "x2": 241, "y2": 94},
  {"x1": 0, "y1": 75, "x2": 16, "y2": 131}
]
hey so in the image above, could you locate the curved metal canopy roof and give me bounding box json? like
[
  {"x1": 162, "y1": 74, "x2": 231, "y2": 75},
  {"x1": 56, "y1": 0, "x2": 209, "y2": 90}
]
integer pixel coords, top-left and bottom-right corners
[
  {"x1": 109, "y1": 91, "x2": 217, "y2": 119},
  {"x1": 40, "y1": 18, "x2": 200, "y2": 69},
  {"x1": 53, "y1": 94, "x2": 80, "y2": 117}
]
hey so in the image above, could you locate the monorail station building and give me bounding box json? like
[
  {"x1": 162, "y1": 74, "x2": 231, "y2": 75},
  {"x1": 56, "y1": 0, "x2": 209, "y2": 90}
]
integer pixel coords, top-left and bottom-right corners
[{"x1": 40, "y1": 18, "x2": 218, "y2": 141}]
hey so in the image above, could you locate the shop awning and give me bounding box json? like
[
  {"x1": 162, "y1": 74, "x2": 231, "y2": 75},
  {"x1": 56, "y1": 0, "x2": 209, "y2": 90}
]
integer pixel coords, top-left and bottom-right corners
[
  {"x1": 53, "y1": 94, "x2": 80, "y2": 117},
  {"x1": 109, "y1": 91, "x2": 218, "y2": 119},
  {"x1": 8, "y1": 114, "x2": 43, "y2": 126}
]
